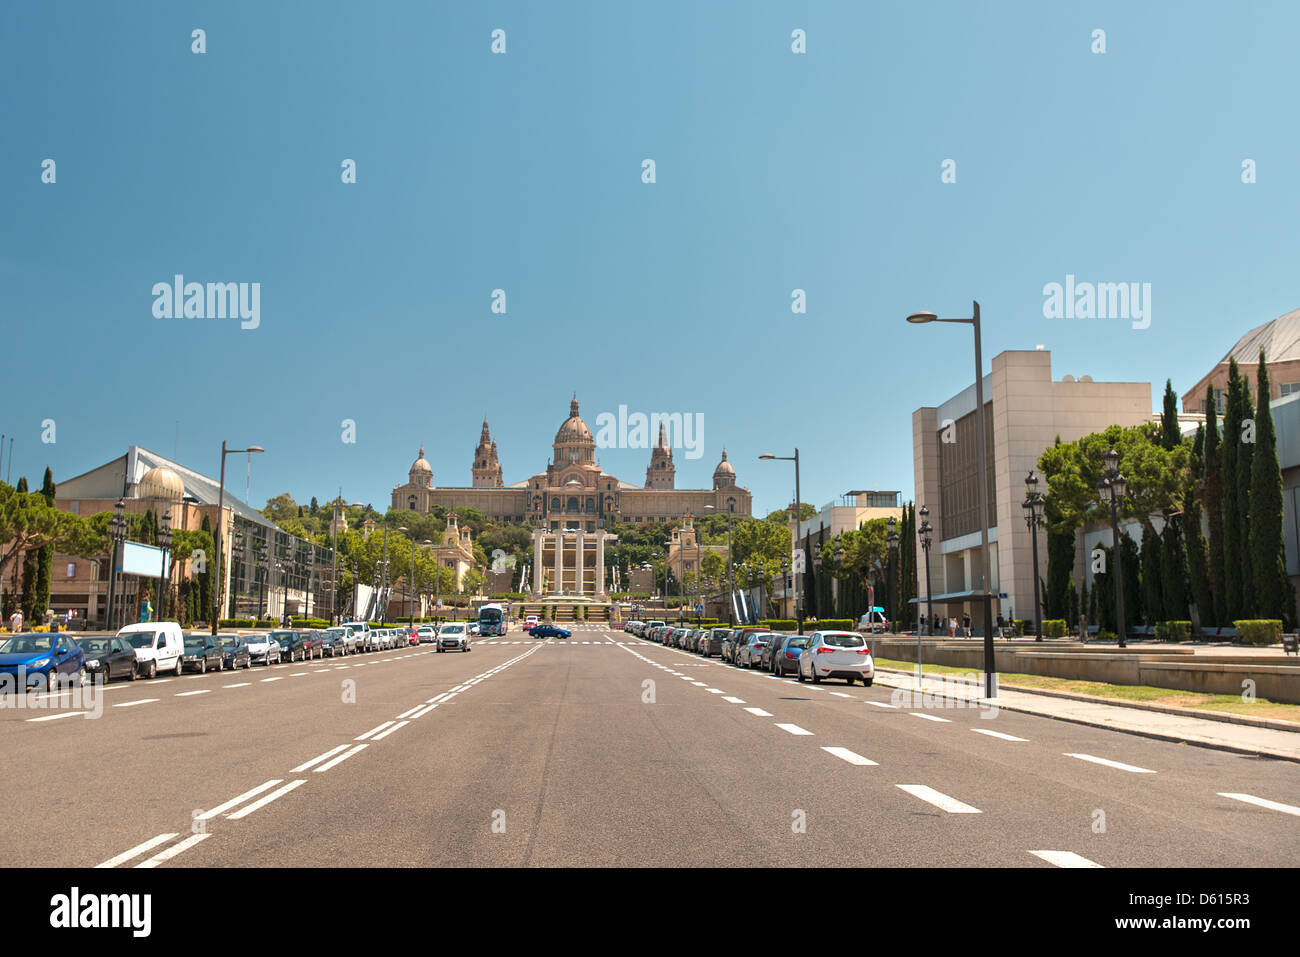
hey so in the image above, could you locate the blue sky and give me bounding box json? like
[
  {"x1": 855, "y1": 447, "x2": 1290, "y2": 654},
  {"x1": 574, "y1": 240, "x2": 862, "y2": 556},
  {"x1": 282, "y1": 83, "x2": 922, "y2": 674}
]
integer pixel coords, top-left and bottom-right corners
[{"x1": 3, "y1": 1, "x2": 1298, "y2": 516}]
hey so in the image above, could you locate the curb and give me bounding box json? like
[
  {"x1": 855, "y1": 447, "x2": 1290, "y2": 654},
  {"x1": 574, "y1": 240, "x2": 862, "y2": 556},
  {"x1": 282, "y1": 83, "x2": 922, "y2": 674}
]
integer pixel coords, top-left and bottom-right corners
[{"x1": 873, "y1": 668, "x2": 1300, "y2": 764}]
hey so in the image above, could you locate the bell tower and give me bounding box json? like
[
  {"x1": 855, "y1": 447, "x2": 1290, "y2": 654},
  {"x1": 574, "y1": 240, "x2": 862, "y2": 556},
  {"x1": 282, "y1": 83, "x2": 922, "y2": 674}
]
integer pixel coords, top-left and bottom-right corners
[{"x1": 472, "y1": 418, "x2": 504, "y2": 488}]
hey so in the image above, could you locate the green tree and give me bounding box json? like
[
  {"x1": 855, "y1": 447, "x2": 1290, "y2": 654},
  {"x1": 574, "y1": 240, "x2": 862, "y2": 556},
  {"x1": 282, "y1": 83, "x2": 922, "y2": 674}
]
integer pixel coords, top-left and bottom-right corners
[
  {"x1": 1234, "y1": 368, "x2": 1255, "y2": 616},
  {"x1": 1139, "y1": 526, "x2": 1161, "y2": 624},
  {"x1": 1160, "y1": 379, "x2": 1181, "y2": 450},
  {"x1": 1202, "y1": 386, "x2": 1226, "y2": 625},
  {"x1": 1221, "y1": 363, "x2": 1243, "y2": 618},
  {"x1": 33, "y1": 468, "x2": 56, "y2": 621},
  {"x1": 1248, "y1": 350, "x2": 1297, "y2": 625}
]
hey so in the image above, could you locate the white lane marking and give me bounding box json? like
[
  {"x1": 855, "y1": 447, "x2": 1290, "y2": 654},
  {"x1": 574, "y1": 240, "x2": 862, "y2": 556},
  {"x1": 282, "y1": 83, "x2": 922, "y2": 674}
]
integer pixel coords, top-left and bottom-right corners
[
  {"x1": 313, "y1": 669, "x2": 331, "y2": 673},
  {"x1": 1029, "y1": 850, "x2": 1103, "y2": 868},
  {"x1": 227, "y1": 779, "x2": 308, "y2": 818},
  {"x1": 96, "y1": 833, "x2": 179, "y2": 869},
  {"x1": 896, "y1": 784, "x2": 982, "y2": 814},
  {"x1": 290, "y1": 672, "x2": 308, "y2": 678},
  {"x1": 972, "y1": 728, "x2": 1027, "y2": 741},
  {"x1": 198, "y1": 779, "x2": 283, "y2": 818},
  {"x1": 261, "y1": 676, "x2": 284, "y2": 683},
  {"x1": 313, "y1": 744, "x2": 368, "y2": 773},
  {"x1": 223, "y1": 682, "x2": 250, "y2": 688},
  {"x1": 822, "y1": 747, "x2": 878, "y2": 766},
  {"x1": 722, "y1": 696, "x2": 746, "y2": 704},
  {"x1": 135, "y1": 833, "x2": 212, "y2": 868},
  {"x1": 830, "y1": 691, "x2": 853, "y2": 698},
  {"x1": 1218, "y1": 792, "x2": 1300, "y2": 817},
  {"x1": 396, "y1": 705, "x2": 423, "y2": 719},
  {"x1": 908, "y1": 712, "x2": 950, "y2": 723},
  {"x1": 25, "y1": 711, "x2": 80, "y2": 722},
  {"x1": 114, "y1": 698, "x2": 158, "y2": 708},
  {"x1": 355, "y1": 721, "x2": 394, "y2": 741},
  {"x1": 291, "y1": 745, "x2": 351, "y2": 773},
  {"x1": 175, "y1": 689, "x2": 211, "y2": 697},
  {"x1": 744, "y1": 707, "x2": 773, "y2": 717},
  {"x1": 866, "y1": 701, "x2": 897, "y2": 709},
  {"x1": 691, "y1": 681, "x2": 708, "y2": 686},
  {"x1": 706, "y1": 688, "x2": 725, "y2": 694},
  {"x1": 409, "y1": 703, "x2": 439, "y2": 718},
  {"x1": 426, "y1": 693, "x2": 449, "y2": 704},
  {"x1": 776, "y1": 723, "x2": 813, "y2": 736},
  {"x1": 370, "y1": 720, "x2": 409, "y2": 741},
  {"x1": 1064, "y1": 753, "x2": 1155, "y2": 774}
]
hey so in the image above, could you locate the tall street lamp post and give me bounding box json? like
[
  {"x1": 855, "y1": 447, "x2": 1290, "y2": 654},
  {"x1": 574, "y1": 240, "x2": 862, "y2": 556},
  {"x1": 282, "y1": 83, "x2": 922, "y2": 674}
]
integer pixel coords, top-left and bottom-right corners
[
  {"x1": 212, "y1": 442, "x2": 263, "y2": 635},
  {"x1": 906, "y1": 303, "x2": 996, "y2": 697},
  {"x1": 918, "y1": 507, "x2": 934, "y2": 675},
  {"x1": 760, "y1": 450, "x2": 802, "y2": 634},
  {"x1": 399, "y1": 526, "x2": 415, "y2": 628},
  {"x1": 107, "y1": 499, "x2": 127, "y2": 631},
  {"x1": 1098, "y1": 446, "x2": 1129, "y2": 649},
  {"x1": 886, "y1": 516, "x2": 899, "y2": 630},
  {"x1": 157, "y1": 510, "x2": 173, "y2": 621},
  {"x1": 1023, "y1": 471, "x2": 1046, "y2": 642}
]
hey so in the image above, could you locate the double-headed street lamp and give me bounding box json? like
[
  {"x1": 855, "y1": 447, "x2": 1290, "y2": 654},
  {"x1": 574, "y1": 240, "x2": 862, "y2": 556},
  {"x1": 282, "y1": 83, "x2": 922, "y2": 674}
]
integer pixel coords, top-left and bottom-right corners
[
  {"x1": 906, "y1": 303, "x2": 995, "y2": 698},
  {"x1": 106, "y1": 499, "x2": 128, "y2": 630},
  {"x1": 760, "y1": 450, "x2": 803, "y2": 634},
  {"x1": 212, "y1": 442, "x2": 264, "y2": 635},
  {"x1": 1023, "y1": 471, "x2": 1047, "y2": 642},
  {"x1": 398, "y1": 526, "x2": 415, "y2": 627},
  {"x1": 157, "y1": 510, "x2": 173, "y2": 621},
  {"x1": 886, "y1": 516, "x2": 900, "y2": 629},
  {"x1": 918, "y1": 505, "x2": 934, "y2": 646},
  {"x1": 1097, "y1": 446, "x2": 1129, "y2": 649}
]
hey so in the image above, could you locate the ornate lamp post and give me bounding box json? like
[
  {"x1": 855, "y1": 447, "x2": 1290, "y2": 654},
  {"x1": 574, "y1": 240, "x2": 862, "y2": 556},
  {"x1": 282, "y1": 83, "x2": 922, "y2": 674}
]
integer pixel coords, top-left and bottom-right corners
[
  {"x1": 106, "y1": 499, "x2": 128, "y2": 631},
  {"x1": 760, "y1": 450, "x2": 803, "y2": 634},
  {"x1": 832, "y1": 540, "x2": 845, "y2": 619},
  {"x1": 1023, "y1": 471, "x2": 1047, "y2": 641},
  {"x1": 886, "y1": 516, "x2": 900, "y2": 630},
  {"x1": 1097, "y1": 446, "x2": 1129, "y2": 649},
  {"x1": 157, "y1": 510, "x2": 173, "y2": 621},
  {"x1": 781, "y1": 558, "x2": 791, "y2": 621},
  {"x1": 211, "y1": 442, "x2": 263, "y2": 635}
]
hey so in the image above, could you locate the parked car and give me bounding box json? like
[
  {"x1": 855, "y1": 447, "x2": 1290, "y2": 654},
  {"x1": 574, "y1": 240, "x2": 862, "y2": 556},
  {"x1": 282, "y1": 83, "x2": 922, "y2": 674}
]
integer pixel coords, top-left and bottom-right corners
[
  {"x1": 437, "y1": 623, "x2": 471, "y2": 653},
  {"x1": 523, "y1": 616, "x2": 539, "y2": 633},
  {"x1": 798, "y1": 630, "x2": 875, "y2": 686},
  {"x1": 270, "y1": 630, "x2": 309, "y2": 662},
  {"x1": 469, "y1": 622, "x2": 481, "y2": 636},
  {"x1": 770, "y1": 634, "x2": 810, "y2": 676},
  {"x1": 245, "y1": 633, "x2": 284, "y2": 666},
  {"x1": 181, "y1": 635, "x2": 223, "y2": 673},
  {"x1": 760, "y1": 633, "x2": 799, "y2": 672},
  {"x1": 719, "y1": 629, "x2": 745, "y2": 663},
  {"x1": 415, "y1": 625, "x2": 436, "y2": 645},
  {"x1": 531, "y1": 623, "x2": 571, "y2": 640},
  {"x1": 119, "y1": 622, "x2": 185, "y2": 679},
  {"x1": 735, "y1": 632, "x2": 772, "y2": 669},
  {"x1": 79, "y1": 635, "x2": 138, "y2": 683},
  {"x1": 0, "y1": 632, "x2": 86, "y2": 690},
  {"x1": 406, "y1": 628, "x2": 421, "y2": 646},
  {"x1": 321, "y1": 627, "x2": 354, "y2": 657},
  {"x1": 218, "y1": 633, "x2": 253, "y2": 670},
  {"x1": 301, "y1": 630, "x2": 324, "y2": 659},
  {"x1": 698, "y1": 629, "x2": 728, "y2": 658},
  {"x1": 347, "y1": 621, "x2": 374, "y2": 652}
]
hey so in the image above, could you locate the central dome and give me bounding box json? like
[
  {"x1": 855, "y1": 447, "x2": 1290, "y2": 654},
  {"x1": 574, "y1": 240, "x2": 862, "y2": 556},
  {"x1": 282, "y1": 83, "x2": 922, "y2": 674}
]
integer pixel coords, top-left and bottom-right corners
[{"x1": 554, "y1": 395, "x2": 594, "y2": 446}]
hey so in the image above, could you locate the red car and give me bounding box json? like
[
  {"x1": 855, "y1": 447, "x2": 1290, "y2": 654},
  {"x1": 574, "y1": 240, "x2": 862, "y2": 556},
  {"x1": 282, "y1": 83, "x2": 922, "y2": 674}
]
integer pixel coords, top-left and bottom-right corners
[{"x1": 406, "y1": 630, "x2": 420, "y2": 647}]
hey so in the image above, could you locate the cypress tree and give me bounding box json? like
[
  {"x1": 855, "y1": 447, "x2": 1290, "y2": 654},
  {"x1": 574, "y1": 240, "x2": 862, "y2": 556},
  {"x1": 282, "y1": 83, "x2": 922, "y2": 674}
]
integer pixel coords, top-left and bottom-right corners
[
  {"x1": 15, "y1": 477, "x2": 36, "y2": 621},
  {"x1": 1160, "y1": 379, "x2": 1181, "y2": 450},
  {"x1": 33, "y1": 467, "x2": 55, "y2": 621},
  {"x1": 1121, "y1": 534, "x2": 1141, "y2": 632},
  {"x1": 1202, "y1": 386, "x2": 1226, "y2": 625},
  {"x1": 1184, "y1": 493, "x2": 1213, "y2": 630},
  {"x1": 1139, "y1": 526, "x2": 1162, "y2": 624},
  {"x1": 1159, "y1": 516, "x2": 1188, "y2": 623},
  {"x1": 1221, "y1": 362, "x2": 1243, "y2": 619},
  {"x1": 1249, "y1": 350, "x2": 1297, "y2": 625},
  {"x1": 199, "y1": 515, "x2": 213, "y2": 622},
  {"x1": 1236, "y1": 370, "x2": 1255, "y2": 616}
]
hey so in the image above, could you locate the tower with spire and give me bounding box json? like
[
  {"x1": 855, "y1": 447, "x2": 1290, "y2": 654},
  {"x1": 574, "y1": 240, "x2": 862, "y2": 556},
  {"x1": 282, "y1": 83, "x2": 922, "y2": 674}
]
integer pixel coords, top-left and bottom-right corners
[
  {"x1": 645, "y1": 421, "x2": 676, "y2": 489},
  {"x1": 472, "y1": 418, "x2": 504, "y2": 488}
]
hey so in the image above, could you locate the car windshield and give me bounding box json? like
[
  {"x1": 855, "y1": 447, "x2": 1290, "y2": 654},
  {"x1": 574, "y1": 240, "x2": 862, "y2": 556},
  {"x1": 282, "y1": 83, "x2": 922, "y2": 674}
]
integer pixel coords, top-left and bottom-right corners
[
  {"x1": 1, "y1": 634, "x2": 55, "y2": 654},
  {"x1": 123, "y1": 632, "x2": 158, "y2": 649},
  {"x1": 183, "y1": 639, "x2": 206, "y2": 651},
  {"x1": 325, "y1": 629, "x2": 347, "y2": 638},
  {"x1": 270, "y1": 631, "x2": 295, "y2": 641},
  {"x1": 821, "y1": 632, "x2": 865, "y2": 647},
  {"x1": 80, "y1": 638, "x2": 110, "y2": 654},
  {"x1": 219, "y1": 636, "x2": 241, "y2": 648},
  {"x1": 443, "y1": 625, "x2": 464, "y2": 633},
  {"x1": 787, "y1": 637, "x2": 810, "y2": 649}
]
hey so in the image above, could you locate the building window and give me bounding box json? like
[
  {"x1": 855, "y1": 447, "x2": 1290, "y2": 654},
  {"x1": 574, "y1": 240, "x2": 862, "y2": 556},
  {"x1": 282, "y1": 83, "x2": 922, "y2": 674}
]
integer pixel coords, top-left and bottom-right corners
[
  {"x1": 1281, "y1": 382, "x2": 1299, "y2": 397},
  {"x1": 586, "y1": 497, "x2": 595, "y2": 512},
  {"x1": 66, "y1": 563, "x2": 76, "y2": 578},
  {"x1": 551, "y1": 497, "x2": 560, "y2": 510}
]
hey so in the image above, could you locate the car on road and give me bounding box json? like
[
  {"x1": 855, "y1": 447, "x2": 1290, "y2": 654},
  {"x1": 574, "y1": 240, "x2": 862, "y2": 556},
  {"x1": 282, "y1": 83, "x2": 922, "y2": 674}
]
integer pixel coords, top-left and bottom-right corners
[
  {"x1": 523, "y1": 616, "x2": 539, "y2": 633},
  {"x1": 181, "y1": 635, "x2": 223, "y2": 673},
  {"x1": 348, "y1": 621, "x2": 373, "y2": 652},
  {"x1": 769, "y1": 634, "x2": 810, "y2": 676},
  {"x1": 415, "y1": 625, "x2": 436, "y2": 645},
  {"x1": 79, "y1": 635, "x2": 138, "y2": 683},
  {"x1": 469, "y1": 622, "x2": 481, "y2": 636},
  {"x1": 734, "y1": 632, "x2": 771, "y2": 669},
  {"x1": 119, "y1": 622, "x2": 185, "y2": 679},
  {"x1": 0, "y1": 632, "x2": 86, "y2": 690},
  {"x1": 245, "y1": 633, "x2": 284, "y2": 666},
  {"x1": 437, "y1": 623, "x2": 471, "y2": 653},
  {"x1": 698, "y1": 629, "x2": 728, "y2": 657},
  {"x1": 321, "y1": 627, "x2": 354, "y2": 657},
  {"x1": 218, "y1": 633, "x2": 253, "y2": 670},
  {"x1": 272, "y1": 630, "x2": 312, "y2": 662},
  {"x1": 798, "y1": 630, "x2": 875, "y2": 686},
  {"x1": 530, "y1": 623, "x2": 571, "y2": 640}
]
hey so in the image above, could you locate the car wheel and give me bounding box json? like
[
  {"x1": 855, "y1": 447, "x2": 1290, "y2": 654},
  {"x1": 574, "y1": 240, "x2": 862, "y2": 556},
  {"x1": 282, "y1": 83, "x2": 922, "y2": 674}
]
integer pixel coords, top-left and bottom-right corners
[
  {"x1": 147, "y1": 661, "x2": 157, "y2": 680},
  {"x1": 864, "y1": 678, "x2": 873, "y2": 687},
  {"x1": 175, "y1": 657, "x2": 184, "y2": 677},
  {"x1": 100, "y1": 663, "x2": 110, "y2": 683},
  {"x1": 198, "y1": 660, "x2": 206, "y2": 674},
  {"x1": 127, "y1": 662, "x2": 136, "y2": 681},
  {"x1": 811, "y1": 669, "x2": 821, "y2": 684},
  {"x1": 797, "y1": 665, "x2": 805, "y2": 683}
]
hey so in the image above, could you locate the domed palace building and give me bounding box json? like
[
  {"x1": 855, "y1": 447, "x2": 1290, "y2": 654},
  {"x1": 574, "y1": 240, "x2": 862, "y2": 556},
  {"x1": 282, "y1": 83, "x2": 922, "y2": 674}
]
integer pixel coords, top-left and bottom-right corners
[{"x1": 391, "y1": 396, "x2": 752, "y2": 599}]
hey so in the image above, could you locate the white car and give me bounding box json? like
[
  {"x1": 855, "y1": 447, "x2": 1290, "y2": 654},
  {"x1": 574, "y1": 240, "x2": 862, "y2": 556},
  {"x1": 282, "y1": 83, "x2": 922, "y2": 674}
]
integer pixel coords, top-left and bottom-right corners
[
  {"x1": 245, "y1": 633, "x2": 284, "y2": 666},
  {"x1": 437, "y1": 623, "x2": 470, "y2": 653},
  {"x1": 469, "y1": 622, "x2": 481, "y2": 636},
  {"x1": 118, "y1": 622, "x2": 185, "y2": 679},
  {"x1": 797, "y1": 630, "x2": 874, "y2": 686},
  {"x1": 416, "y1": 625, "x2": 436, "y2": 644}
]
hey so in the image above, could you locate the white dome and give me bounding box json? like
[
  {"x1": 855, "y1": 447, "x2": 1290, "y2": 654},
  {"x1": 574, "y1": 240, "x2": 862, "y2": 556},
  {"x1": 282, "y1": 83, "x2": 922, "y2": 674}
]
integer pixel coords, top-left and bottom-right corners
[{"x1": 138, "y1": 466, "x2": 185, "y2": 502}]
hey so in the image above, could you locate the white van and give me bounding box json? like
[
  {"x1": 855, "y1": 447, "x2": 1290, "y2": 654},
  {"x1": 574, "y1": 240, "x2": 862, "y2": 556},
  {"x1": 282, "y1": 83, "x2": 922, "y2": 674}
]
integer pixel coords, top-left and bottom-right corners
[
  {"x1": 348, "y1": 621, "x2": 373, "y2": 652},
  {"x1": 118, "y1": 622, "x2": 185, "y2": 679}
]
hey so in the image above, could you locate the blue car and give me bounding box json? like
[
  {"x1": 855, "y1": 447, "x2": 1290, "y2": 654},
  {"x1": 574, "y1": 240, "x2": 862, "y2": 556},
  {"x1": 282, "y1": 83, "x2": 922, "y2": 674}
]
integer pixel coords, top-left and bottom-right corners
[
  {"x1": 530, "y1": 623, "x2": 571, "y2": 640},
  {"x1": 0, "y1": 632, "x2": 86, "y2": 691}
]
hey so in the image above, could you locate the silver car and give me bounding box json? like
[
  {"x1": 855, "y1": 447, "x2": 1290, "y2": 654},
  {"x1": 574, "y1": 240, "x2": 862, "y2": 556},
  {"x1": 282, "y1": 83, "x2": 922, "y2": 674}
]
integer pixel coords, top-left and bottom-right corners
[
  {"x1": 734, "y1": 632, "x2": 772, "y2": 669},
  {"x1": 245, "y1": 633, "x2": 283, "y2": 666},
  {"x1": 798, "y1": 630, "x2": 875, "y2": 686},
  {"x1": 437, "y1": 623, "x2": 471, "y2": 653}
]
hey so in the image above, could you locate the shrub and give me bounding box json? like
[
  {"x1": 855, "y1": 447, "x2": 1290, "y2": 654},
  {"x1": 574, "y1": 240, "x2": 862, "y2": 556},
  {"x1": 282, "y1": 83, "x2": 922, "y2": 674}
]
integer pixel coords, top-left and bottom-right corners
[
  {"x1": 1096, "y1": 629, "x2": 1117, "y2": 642},
  {"x1": 1042, "y1": 619, "x2": 1068, "y2": 638},
  {"x1": 808, "y1": 619, "x2": 855, "y2": 631},
  {"x1": 1154, "y1": 620, "x2": 1193, "y2": 642},
  {"x1": 1234, "y1": 620, "x2": 1283, "y2": 646},
  {"x1": 1013, "y1": 619, "x2": 1029, "y2": 636},
  {"x1": 219, "y1": 618, "x2": 255, "y2": 628},
  {"x1": 759, "y1": 619, "x2": 797, "y2": 631}
]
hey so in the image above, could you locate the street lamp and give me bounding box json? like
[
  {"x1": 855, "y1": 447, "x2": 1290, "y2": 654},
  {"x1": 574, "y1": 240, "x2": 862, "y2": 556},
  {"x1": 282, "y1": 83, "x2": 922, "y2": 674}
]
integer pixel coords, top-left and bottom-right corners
[
  {"x1": 329, "y1": 498, "x2": 362, "y2": 625},
  {"x1": 760, "y1": 450, "x2": 803, "y2": 634},
  {"x1": 399, "y1": 526, "x2": 415, "y2": 628},
  {"x1": 157, "y1": 510, "x2": 173, "y2": 621},
  {"x1": 781, "y1": 558, "x2": 790, "y2": 622},
  {"x1": 918, "y1": 506, "x2": 934, "y2": 673},
  {"x1": 906, "y1": 303, "x2": 996, "y2": 697},
  {"x1": 212, "y1": 442, "x2": 264, "y2": 634},
  {"x1": 1023, "y1": 471, "x2": 1046, "y2": 642},
  {"x1": 1097, "y1": 446, "x2": 1129, "y2": 648},
  {"x1": 886, "y1": 516, "x2": 899, "y2": 630},
  {"x1": 107, "y1": 499, "x2": 128, "y2": 631}
]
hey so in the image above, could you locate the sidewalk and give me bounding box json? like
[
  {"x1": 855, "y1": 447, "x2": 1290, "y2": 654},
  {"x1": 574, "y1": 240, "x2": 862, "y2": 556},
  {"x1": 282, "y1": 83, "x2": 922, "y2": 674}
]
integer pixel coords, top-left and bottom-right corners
[{"x1": 872, "y1": 667, "x2": 1300, "y2": 763}]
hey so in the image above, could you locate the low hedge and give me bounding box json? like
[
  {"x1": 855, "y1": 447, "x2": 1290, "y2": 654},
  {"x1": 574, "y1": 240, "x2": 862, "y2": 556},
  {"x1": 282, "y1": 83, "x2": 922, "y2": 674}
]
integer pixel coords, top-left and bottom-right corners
[
  {"x1": 1042, "y1": 619, "x2": 1068, "y2": 638},
  {"x1": 1013, "y1": 619, "x2": 1029, "y2": 636},
  {"x1": 1234, "y1": 620, "x2": 1283, "y2": 646},
  {"x1": 807, "y1": 619, "x2": 855, "y2": 631},
  {"x1": 759, "y1": 619, "x2": 797, "y2": 631},
  {"x1": 1155, "y1": 620, "x2": 1193, "y2": 642}
]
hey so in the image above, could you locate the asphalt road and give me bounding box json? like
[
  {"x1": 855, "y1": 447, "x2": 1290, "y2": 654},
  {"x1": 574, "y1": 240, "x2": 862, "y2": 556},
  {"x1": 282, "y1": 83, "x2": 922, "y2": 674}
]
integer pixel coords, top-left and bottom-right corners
[{"x1": 4, "y1": 626, "x2": 1298, "y2": 868}]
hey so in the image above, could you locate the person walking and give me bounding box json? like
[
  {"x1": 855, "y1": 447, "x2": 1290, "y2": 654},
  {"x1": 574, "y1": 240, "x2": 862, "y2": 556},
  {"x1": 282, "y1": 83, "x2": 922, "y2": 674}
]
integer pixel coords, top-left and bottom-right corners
[
  {"x1": 962, "y1": 613, "x2": 972, "y2": 638},
  {"x1": 8, "y1": 609, "x2": 23, "y2": 633}
]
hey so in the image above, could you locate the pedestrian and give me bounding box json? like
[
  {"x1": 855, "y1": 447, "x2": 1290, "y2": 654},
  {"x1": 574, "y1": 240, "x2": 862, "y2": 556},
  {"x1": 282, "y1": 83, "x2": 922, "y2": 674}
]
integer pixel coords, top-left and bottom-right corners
[
  {"x1": 948, "y1": 616, "x2": 957, "y2": 638},
  {"x1": 8, "y1": 608, "x2": 23, "y2": 633},
  {"x1": 1079, "y1": 613, "x2": 1089, "y2": 643},
  {"x1": 962, "y1": 614, "x2": 971, "y2": 637}
]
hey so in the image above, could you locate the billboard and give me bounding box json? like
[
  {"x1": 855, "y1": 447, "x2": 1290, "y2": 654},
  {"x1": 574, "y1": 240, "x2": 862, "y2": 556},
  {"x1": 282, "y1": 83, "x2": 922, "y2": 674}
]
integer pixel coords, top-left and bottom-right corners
[{"x1": 119, "y1": 541, "x2": 169, "y2": 578}]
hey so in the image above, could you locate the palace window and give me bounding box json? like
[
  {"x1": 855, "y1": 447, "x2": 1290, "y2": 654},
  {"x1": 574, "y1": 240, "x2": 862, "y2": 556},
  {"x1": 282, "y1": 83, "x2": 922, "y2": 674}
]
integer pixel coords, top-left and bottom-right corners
[{"x1": 567, "y1": 496, "x2": 580, "y2": 513}]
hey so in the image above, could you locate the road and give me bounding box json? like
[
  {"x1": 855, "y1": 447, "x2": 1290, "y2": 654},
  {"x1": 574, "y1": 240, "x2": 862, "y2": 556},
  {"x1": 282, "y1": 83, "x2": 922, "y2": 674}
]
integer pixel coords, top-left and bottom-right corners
[{"x1": 4, "y1": 625, "x2": 1298, "y2": 868}]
